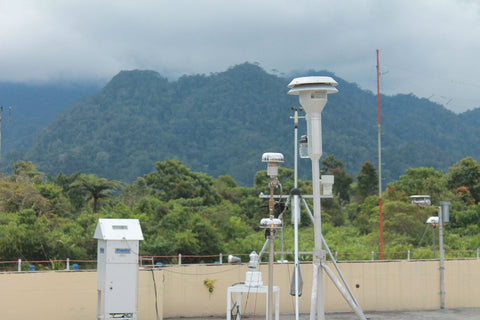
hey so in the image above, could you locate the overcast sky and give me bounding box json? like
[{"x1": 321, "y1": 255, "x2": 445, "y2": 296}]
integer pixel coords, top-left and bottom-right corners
[{"x1": 1, "y1": 0, "x2": 479, "y2": 113}]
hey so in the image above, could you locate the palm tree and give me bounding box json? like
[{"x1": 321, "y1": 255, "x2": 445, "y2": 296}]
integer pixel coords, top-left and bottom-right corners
[{"x1": 73, "y1": 174, "x2": 120, "y2": 213}]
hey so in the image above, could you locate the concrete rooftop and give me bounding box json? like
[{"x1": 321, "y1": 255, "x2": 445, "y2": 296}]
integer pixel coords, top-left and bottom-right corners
[{"x1": 166, "y1": 307, "x2": 480, "y2": 320}]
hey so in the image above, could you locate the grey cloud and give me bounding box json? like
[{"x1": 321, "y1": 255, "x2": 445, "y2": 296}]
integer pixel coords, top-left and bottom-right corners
[{"x1": 1, "y1": 0, "x2": 479, "y2": 112}]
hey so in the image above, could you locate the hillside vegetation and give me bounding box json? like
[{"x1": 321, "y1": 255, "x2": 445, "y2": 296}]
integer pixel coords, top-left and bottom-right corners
[
  {"x1": 0, "y1": 82, "x2": 99, "y2": 154},
  {"x1": 1, "y1": 156, "x2": 480, "y2": 266},
  {"x1": 23, "y1": 63, "x2": 480, "y2": 186}
]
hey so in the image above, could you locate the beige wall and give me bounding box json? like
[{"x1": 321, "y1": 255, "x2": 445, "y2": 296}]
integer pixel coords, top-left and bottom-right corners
[
  {"x1": 445, "y1": 259, "x2": 480, "y2": 308},
  {"x1": 0, "y1": 259, "x2": 479, "y2": 319},
  {"x1": 0, "y1": 271, "x2": 96, "y2": 320},
  {"x1": 160, "y1": 260, "x2": 444, "y2": 317},
  {"x1": 0, "y1": 270, "x2": 162, "y2": 320}
]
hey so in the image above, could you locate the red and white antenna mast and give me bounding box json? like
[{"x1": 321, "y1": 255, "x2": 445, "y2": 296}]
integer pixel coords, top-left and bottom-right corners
[{"x1": 376, "y1": 49, "x2": 384, "y2": 260}]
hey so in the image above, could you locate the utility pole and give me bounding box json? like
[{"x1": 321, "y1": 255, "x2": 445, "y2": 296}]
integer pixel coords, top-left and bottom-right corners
[
  {"x1": 290, "y1": 107, "x2": 304, "y2": 320},
  {"x1": 376, "y1": 49, "x2": 384, "y2": 260},
  {"x1": 439, "y1": 201, "x2": 450, "y2": 309}
]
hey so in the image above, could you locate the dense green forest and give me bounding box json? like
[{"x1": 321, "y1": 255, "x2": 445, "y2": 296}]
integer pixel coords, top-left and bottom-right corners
[
  {"x1": 1, "y1": 154, "x2": 480, "y2": 268},
  {"x1": 15, "y1": 63, "x2": 480, "y2": 187},
  {"x1": 0, "y1": 82, "x2": 99, "y2": 153}
]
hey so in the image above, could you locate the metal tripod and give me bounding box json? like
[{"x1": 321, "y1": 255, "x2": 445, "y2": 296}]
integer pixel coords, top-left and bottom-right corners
[{"x1": 258, "y1": 192, "x2": 366, "y2": 320}]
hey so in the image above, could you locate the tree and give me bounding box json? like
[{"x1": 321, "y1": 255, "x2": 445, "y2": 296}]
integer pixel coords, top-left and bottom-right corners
[
  {"x1": 12, "y1": 161, "x2": 43, "y2": 184},
  {"x1": 145, "y1": 159, "x2": 221, "y2": 205},
  {"x1": 387, "y1": 167, "x2": 446, "y2": 201},
  {"x1": 321, "y1": 154, "x2": 345, "y2": 175},
  {"x1": 121, "y1": 177, "x2": 153, "y2": 207},
  {"x1": 357, "y1": 161, "x2": 378, "y2": 199},
  {"x1": 72, "y1": 174, "x2": 120, "y2": 213},
  {"x1": 144, "y1": 206, "x2": 224, "y2": 262},
  {"x1": 447, "y1": 157, "x2": 480, "y2": 204},
  {"x1": 48, "y1": 171, "x2": 81, "y2": 194},
  {"x1": 215, "y1": 175, "x2": 239, "y2": 202},
  {"x1": 349, "y1": 195, "x2": 379, "y2": 235},
  {"x1": 382, "y1": 201, "x2": 433, "y2": 244},
  {"x1": 331, "y1": 167, "x2": 354, "y2": 203},
  {"x1": 48, "y1": 171, "x2": 84, "y2": 210},
  {"x1": 454, "y1": 204, "x2": 480, "y2": 231},
  {"x1": 0, "y1": 179, "x2": 52, "y2": 215}
]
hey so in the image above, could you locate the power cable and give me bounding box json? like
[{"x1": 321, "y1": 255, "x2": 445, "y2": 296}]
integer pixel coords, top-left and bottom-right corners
[
  {"x1": 417, "y1": 224, "x2": 431, "y2": 248},
  {"x1": 150, "y1": 269, "x2": 160, "y2": 320},
  {"x1": 229, "y1": 281, "x2": 246, "y2": 319},
  {"x1": 286, "y1": 262, "x2": 296, "y2": 318},
  {"x1": 161, "y1": 264, "x2": 243, "y2": 276},
  {"x1": 380, "y1": 63, "x2": 480, "y2": 109}
]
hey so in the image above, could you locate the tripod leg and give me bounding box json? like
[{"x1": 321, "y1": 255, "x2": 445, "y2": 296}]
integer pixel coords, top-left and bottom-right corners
[{"x1": 322, "y1": 263, "x2": 367, "y2": 320}]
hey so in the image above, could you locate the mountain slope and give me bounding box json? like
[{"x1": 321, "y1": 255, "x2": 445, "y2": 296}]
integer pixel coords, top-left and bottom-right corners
[
  {"x1": 0, "y1": 82, "x2": 100, "y2": 159},
  {"x1": 26, "y1": 63, "x2": 480, "y2": 186}
]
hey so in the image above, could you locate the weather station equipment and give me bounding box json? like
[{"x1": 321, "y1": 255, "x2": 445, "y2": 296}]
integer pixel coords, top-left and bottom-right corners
[
  {"x1": 227, "y1": 153, "x2": 283, "y2": 320},
  {"x1": 226, "y1": 251, "x2": 280, "y2": 320},
  {"x1": 94, "y1": 218, "x2": 144, "y2": 320},
  {"x1": 288, "y1": 76, "x2": 366, "y2": 320},
  {"x1": 410, "y1": 195, "x2": 432, "y2": 208},
  {"x1": 261, "y1": 152, "x2": 284, "y2": 320}
]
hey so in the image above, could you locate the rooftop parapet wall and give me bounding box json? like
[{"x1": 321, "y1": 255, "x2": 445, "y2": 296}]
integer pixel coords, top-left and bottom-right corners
[{"x1": 0, "y1": 259, "x2": 479, "y2": 319}]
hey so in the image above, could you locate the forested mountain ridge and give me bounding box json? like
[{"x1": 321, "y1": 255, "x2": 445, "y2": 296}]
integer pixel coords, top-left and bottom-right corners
[
  {"x1": 25, "y1": 63, "x2": 480, "y2": 186},
  {"x1": 2, "y1": 64, "x2": 480, "y2": 264},
  {"x1": 0, "y1": 82, "x2": 99, "y2": 155},
  {"x1": 27, "y1": 64, "x2": 293, "y2": 185}
]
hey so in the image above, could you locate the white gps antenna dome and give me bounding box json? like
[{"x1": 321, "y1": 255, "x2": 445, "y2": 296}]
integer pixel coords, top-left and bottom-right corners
[
  {"x1": 262, "y1": 152, "x2": 284, "y2": 177},
  {"x1": 287, "y1": 76, "x2": 338, "y2": 114},
  {"x1": 287, "y1": 76, "x2": 338, "y2": 92},
  {"x1": 426, "y1": 216, "x2": 439, "y2": 225},
  {"x1": 262, "y1": 152, "x2": 284, "y2": 163}
]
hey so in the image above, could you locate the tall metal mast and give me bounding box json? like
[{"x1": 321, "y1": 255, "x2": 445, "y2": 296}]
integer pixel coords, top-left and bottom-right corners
[
  {"x1": 376, "y1": 49, "x2": 384, "y2": 260},
  {"x1": 290, "y1": 107, "x2": 302, "y2": 320}
]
